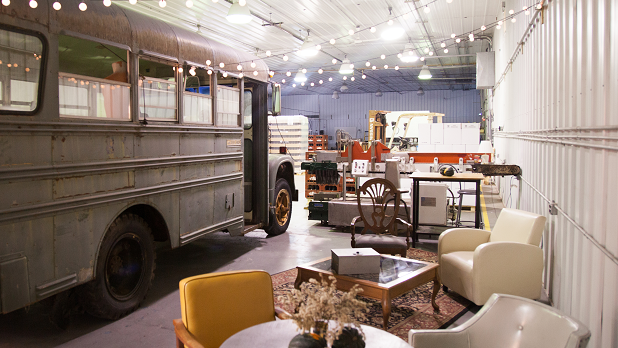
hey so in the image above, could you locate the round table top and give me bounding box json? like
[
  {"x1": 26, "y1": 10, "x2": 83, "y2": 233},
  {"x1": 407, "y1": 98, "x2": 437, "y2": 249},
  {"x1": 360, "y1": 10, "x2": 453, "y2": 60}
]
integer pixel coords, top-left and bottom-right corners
[{"x1": 220, "y1": 319, "x2": 410, "y2": 348}]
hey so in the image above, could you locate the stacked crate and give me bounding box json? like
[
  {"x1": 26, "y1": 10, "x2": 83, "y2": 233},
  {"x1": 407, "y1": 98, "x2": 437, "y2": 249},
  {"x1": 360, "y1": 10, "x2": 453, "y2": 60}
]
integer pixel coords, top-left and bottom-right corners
[
  {"x1": 268, "y1": 115, "x2": 309, "y2": 172},
  {"x1": 308, "y1": 134, "x2": 328, "y2": 151},
  {"x1": 304, "y1": 172, "x2": 356, "y2": 199}
]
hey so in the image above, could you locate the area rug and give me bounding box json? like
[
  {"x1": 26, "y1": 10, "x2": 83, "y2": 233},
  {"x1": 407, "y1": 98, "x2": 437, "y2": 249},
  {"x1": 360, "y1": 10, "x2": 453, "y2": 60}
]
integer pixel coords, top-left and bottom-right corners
[{"x1": 271, "y1": 248, "x2": 473, "y2": 342}]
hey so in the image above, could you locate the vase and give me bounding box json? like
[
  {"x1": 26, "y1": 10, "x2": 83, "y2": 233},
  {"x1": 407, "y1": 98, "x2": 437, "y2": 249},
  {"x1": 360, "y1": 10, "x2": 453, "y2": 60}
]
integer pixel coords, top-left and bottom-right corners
[{"x1": 288, "y1": 333, "x2": 327, "y2": 348}]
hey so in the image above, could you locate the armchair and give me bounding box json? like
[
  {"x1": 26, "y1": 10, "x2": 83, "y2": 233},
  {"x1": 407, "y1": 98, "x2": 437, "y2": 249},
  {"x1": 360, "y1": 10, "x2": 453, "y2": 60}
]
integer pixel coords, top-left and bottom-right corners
[
  {"x1": 409, "y1": 293, "x2": 591, "y2": 348},
  {"x1": 173, "y1": 270, "x2": 288, "y2": 348},
  {"x1": 351, "y1": 178, "x2": 411, "y2": 256},
  {"x1": 438, "y1": 208, "x2": 546, "y2": 305}
]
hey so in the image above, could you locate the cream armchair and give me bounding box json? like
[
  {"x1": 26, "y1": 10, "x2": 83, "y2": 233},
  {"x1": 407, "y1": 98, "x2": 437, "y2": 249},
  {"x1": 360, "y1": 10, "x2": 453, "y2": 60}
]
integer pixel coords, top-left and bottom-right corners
[
  {"x1": 409, "y1": 293, "x2": 591, "y2": 348},
  {"x1": 438, "y1": 208, "x2": 546, "y2": 306}
]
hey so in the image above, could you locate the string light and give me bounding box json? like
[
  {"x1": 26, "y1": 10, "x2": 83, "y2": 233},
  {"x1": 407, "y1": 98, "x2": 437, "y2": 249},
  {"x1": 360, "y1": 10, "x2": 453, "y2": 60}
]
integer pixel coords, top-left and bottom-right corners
[
  {"x1": 332, "y1": 59, "x2": 337, "y2": 64},
  {"x1": 351, "y1": 77, "x2": 355, "y2": 81},
  {"x1": 446, "y1": 0, "x2": 453, "y2": 3},
  {"x1": 53, "y1": 1, "x2": 61, "y2": 10},
  {"x1": 186, "y1": 0, "x2": 193, "y2": 7},
  {"x1": 29, "y1": 0, "x2": 37, "y2": 8},
  {"x1": 509, "y1": 9, "x2": 514, "y2": 15},
  {"x1": 362, "y1": 74, "x2": 366, "y2": 79},
  {"x1": 207, "y1": 69, "x2": 213, "y2": 75},
  {"x1": 428, "y1": 51, "x2": 433, "y2": 56},
  {"x1": 380, "y1": 54, "x2": 385, "y2": 59},
  {"x1": 451, "y1": 33, "x2": 456, "y2": 38},
  {"x1": 394, "y1": 66, "x2": 399, "y2": 70},
  {"x1": 286, "y1": 71, "x2": 291, "y2": 76},
  {"x1": 370, "y1": 27, "x2": 376, "y2": 33},
  {"x1": 318, "y1": 68, "x2": 323, "y2": 74},
  {"x1": 365, "y1": 61, "x2": 370, "y2": 67},
  {"x1": 387, "y1": 19, "x2": 393, "y2": 25},
  {"x1": 206, "y1": 60, "x2": 211, "y2": 65},
  {"x1": 397, "y1": 53, "x2": 402, "y2": 58},
  {"x1": 103, "y1": 0, "x2": 111, "y2": 7},
  {"x1": 265, "y1": 51, "x2": 271, "y2": 56},
  {"x1": 319, "y1": 80, "x2": 323, "y2": 84},
  {"x1": 253, "y1": 71, "x2": 258, "y2": 76},
  {"x1": 237, "y1": 64, "x2": 243, "y2": 70},
  {"x1": 343, "y1": 76, "x2": 347, "y2": 80},
  {"x1": 481, "y1": 25, "x2": 486, "y2": 31},
  {"x1": 300, "y1": 82, "x2": 305, "y2": 86},
  {"x1": 302, "y1": 68, "x2": 307, "y2": 73},
  {"x1": 384, "y1": 65, "x2": 388, "y2": 69},
  {"x1": 269, "y1": 71, "x2": 274, "y2": 77},
  {"x1": 222, "y1": 72, "x2": 228, "y2": 77},
  {"x1": 440, "y1": 42, "x2": 446, "y2": 48},
  {"x1": 420, "y1": 57, "x2": 425, "y2": 61},
  {"x1": 372, "y1": 66, "x2": 376, "y2": 70},
  {"x1": 281, "y1": 79, "x2": 285, "y2": 83},
  {"x1": 219, "y1": 62, "x2": 225, "y2": 68},
  {"x1": 239, "y1": 72, "x2": 244, "y2": 78},
  {"x1": 348, "y1": 29, "x2": 354, "y2": 35},
  {"x1": 511, "y1": 17, "x2": 517, "y2": 23},
  {"x1": 444, "y1": 48, "x2": 449, "y2": 53},
  {"x1": 424, "y1": 6, "x2": 430, "y2": 13},
  {"x1": 328, "y1": 77, "x2": 333, "y2": 81},
  {"x1": 330, "y1": 39, "x2": 336, "y2": 45},
  {"x1": 1, "y1": 0, "x2": 9, "y2": 6},
  {"x1": 310, "y1": 82, "x2": 314, "y2": 86},
  {"x1": 250, "y1": 61, "x2": 256, "y2": 68},
  {"x1": 282, "y1": 55, "x2": 288, "y2": 61},
  {"x1": 158, "y1": 0, "x2": 165, "y2": 8},
  {"x1": 129, "y1": 0, "x2": 137, "y2": 4},
  {"x1": 456, "y1": 38, "x2": 461, "y2": 43},
  {"x1": 79, "y1": 1, "x2": 87, "y2": 10},
  {"x1": 292, "y1": 83, "x2": 296, "y2": 87}
]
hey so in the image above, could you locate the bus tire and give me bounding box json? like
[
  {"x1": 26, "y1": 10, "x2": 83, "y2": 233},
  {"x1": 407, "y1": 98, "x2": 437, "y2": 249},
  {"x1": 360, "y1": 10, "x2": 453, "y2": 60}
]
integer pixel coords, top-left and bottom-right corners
[
  {"x1": 78, "y1": 214, "x2": 156, "y2": 320},
  {"x1": 265, "y1": 178, "x2": 292, "y2": 236}
]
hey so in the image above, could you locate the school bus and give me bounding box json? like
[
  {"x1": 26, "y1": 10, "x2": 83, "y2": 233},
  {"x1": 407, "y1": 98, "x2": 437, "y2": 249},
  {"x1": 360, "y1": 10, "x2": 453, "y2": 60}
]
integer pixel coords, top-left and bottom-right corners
[{"x1": 0, "y1": 1, "x2": 296, "y2": 319}]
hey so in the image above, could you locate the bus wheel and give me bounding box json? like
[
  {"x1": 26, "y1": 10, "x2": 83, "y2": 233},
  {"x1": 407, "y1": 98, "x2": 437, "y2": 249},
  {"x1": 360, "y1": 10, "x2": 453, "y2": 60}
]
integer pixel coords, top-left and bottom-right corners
[
  {"x1": 78, "y1": 214, "x2": 155, "y2": 320},
  {"x1": 265, "y1": 178, "x2": 292, "y2": 236}
]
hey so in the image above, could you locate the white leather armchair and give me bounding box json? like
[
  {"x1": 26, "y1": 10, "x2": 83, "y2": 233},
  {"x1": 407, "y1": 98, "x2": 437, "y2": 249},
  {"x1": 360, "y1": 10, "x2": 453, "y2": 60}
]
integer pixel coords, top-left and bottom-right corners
[
  {"x1": 438, "y1": 208, "x2": 546, "y2": 306},
  {"x1": 408, "y1": 293, "x2": 591, "y2": 348}
]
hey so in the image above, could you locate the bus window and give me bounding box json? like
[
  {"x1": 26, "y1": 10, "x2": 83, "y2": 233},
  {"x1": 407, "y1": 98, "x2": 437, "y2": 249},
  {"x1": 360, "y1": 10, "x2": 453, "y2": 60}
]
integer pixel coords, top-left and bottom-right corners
[
  {"x1": 138, "y1": 58, "x2": 177, "y2": 121},
  {"x1": 183, "y1": 65, "x2": 212, "y2": 124},
  {"x1": 243, "y1": 90, "x2": 252, "y2": 129},
  {"x1": 0, "y1": 27, "x2": 44, "y2": 113},
  {"x1": 216, "y1": 72, "x2": 240, "y2": 127},
  {"x1": 58, "y1": 35, "x2": 130, "y2": 120}
]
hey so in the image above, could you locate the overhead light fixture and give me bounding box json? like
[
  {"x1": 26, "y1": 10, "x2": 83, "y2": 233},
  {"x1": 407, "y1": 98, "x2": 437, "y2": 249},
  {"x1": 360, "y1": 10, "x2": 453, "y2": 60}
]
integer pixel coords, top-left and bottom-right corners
[
  {"x1": 226, "y1": 0, "x2": 252, "y2": 24},
  {"x1": 381, "y1": 7, "x2": 405, "y2": 40},
  {"x1": 332, "y1": 91, "x2": 339, "y2": 99},
  {"x1": 297, "y1": 32, "x2": 319, "y2": 57},
  {"x1": 294, "y1": 69, "x2": 307, "y2": 82},
  {"x1": 340, "y1": 82, "x2": 349, "y2": 92},
  {"x1": 339, "y1": 58, "x2": 354, "y2": 75},
  {"x1": 400, "y1": 43, "x2": 418, "y2": 63},
  {"x1": 418, "y1": 65, "x2": 432, "y2": 79},
  {"x1": 375, "y1": 89, "x2": 383, "y2": 97},
  {"x1": 417, "y1": 87, "x2": 425, "y2": 96}
]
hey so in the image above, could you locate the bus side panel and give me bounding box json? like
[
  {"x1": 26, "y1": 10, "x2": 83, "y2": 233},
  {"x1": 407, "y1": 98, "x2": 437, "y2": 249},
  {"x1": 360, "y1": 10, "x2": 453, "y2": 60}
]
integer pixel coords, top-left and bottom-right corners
[
  {"x1": 52, "y1": 134, "x2": 133, "y2": 163},
  {"x1": 0, "y1": 134, "x2": 52, "y2": 167}
]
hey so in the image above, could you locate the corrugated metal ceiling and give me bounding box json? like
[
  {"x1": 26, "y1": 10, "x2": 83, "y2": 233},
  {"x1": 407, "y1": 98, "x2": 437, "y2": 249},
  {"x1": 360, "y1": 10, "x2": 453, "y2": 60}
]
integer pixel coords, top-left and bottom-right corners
[{"x1": 120, "y1": 0, "x2": 506, "y2": 95}]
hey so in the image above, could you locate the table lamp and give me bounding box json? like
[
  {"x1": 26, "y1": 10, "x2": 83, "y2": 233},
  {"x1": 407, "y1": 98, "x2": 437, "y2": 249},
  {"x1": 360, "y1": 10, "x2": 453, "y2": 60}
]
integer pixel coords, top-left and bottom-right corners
[{"x1": 478, "y1": 140, "x2": 493, "y2": 163}]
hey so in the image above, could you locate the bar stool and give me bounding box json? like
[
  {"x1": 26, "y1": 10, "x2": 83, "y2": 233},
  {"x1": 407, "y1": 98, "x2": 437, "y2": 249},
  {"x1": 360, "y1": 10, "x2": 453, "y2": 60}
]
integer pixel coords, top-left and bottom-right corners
[{"x1": 456, "y1": 189, "x2": 484, "y2": 228}]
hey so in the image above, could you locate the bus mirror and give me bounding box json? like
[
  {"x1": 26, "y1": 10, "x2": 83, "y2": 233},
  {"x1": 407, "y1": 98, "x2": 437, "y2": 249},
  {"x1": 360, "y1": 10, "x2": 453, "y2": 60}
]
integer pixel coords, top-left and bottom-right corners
[{"x1": 272, "y1": 84, "x2": 281, "y2": 116}]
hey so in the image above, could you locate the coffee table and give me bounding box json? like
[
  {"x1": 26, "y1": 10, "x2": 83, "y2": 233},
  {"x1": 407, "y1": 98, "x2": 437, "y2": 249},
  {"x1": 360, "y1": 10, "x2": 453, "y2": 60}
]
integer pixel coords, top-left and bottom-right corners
[{"x1": 295, "y1": 254, "x2": 440, "y2": 329}]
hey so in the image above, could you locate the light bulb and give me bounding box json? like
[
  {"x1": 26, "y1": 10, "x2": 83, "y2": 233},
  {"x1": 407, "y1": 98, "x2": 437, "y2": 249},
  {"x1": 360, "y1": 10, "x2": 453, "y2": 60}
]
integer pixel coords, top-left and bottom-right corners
[
  {"x1": 351, "y1": 77, "x2": 355, "y2": 81},
  {"x1": 281, "y1": 79, "x2": 285, "y2": 83},
  {"x1": 219, "y1": 62, "x2": 225, "y2": 68},
  {"x1": 251, "y1": 61, "x2": 256, "y2": 68},
  {"x1": 178, "y1": 67, "x2": 183, "y2": 73},
  {"x1": 444, "y1": 48, "x2": 449, "y2": 53},
  {"x1": 372, "y1": 66, "x2": 376, "y2": 70},
  {"x1": 222, "y1": 72, "x2": 228, "y2": 77},
  {"x1": 330, "y1": 39, "x2": 336, "y2": 45},
  {"x1": 237, "y1": 64, "x2": 243, "y2": 70},
  {"x1": 319, "y1": 80, "x2": 323, "y2": 84},
  {"x1": 362, "y1": 74, "x2": 366, "y2": 79},
  {"x1": 253, "y1": 71, "x2": 258, "y2": 76},
  {"x1": 388, "y1": 19, "x2": 393, "y2": 25},
  {"x1": 328, "y1": 77, "x2": 332, "y2": 81},
  {"x1": 397, "y1": 53, "x2": 402, "y2": 58},
  {"x1": 29, "y1": 0, "x2": 37, "y2": 8},
  {"x1": 332, "y1": 59, "x2": 337, "y2": 64},
  {"x1": 129, "y1": 0, "x2": 136, "y2": 4},
  {"x1": 310, "y1": 82, "x2": 314, "y2": 86},
  {"x1": 265, "y1": 51, "x2": 271, "y2": 56},
  {"x1": 370, "y1": 27, "x2": 376, "y2": 33},
  {"x1": 286, "y1": 71, "x2": 291, "y2": 76},
  {"x1": 103, "y1": 0, "x2": 111, "y2": 7},
  {"x1": 300, "y1": 82, "x2": 304, "y2": 86},
  {"x1": 206, "y1": 60, "x2": 211, "y2": 65},
  {"x1": 365, "y1": 61, "x2": 370, "y2": 67},
  {"x1": 238, "y1": 73, "x2": 244, "y2": 78},
  {"x1": 469, "y1": 33, "x2": 474, "y2": 41},
  {"x1": 424, "y1": 6, "x2": 430, "y2": 13},
  {"x1": 498, "y1": 20, "x2": 503, "y2": 25},
  {"x1": 441, "y1": 42, "x2": 446, "y2": 48},
  {"x1": 451, "y1": 33, "x2": 456, "y2": 38},
  {"x1": 79, "y1": 2, "x2": 87, "y2": 10},
  {"x1": 446, "y1": 0, "x2": 453, "y2": 3},
  {"x1": 342, "y1": 76, "x2": 347, "y2": 80},
  {"x1": 318, "y1": 68, "x2": 323, "y2": 74},
  {"x1": 292, "y1": 84, "x2": 296, "y2": 87},
  {"x1": 53, "y1": 1, "x2": 61, "y2": 10},
  {"x1": 212, "y1": 0, "x2": 218, "y2": 2},
  {"x1": 481, "y1": 25, "x2": 486, "y2": 31},
  {"x1": 269, "y1": 71, "x2": 274, "y2": 77},
  {"x1": 525, "y1": 9, "x2": 530, "y2": 15},
  {"x1": 207, "y1": 69, "x2": 213, "y2": 75},
  {"x1": 523, "y1": 6, "x2": 528, "y2": 10},
  {"x1": 2, "y1": 0, "x2": 9, "y2": 6},
  {"x1": 497, "y1": 25, "x2": 501, "y2": 29},
  {"x1": 348, "y1": 29, "x2": 354, "y2": 35},
  {"x1": 456, "y1": 38, "x2": 461, "y2": 43},
  {"x1": 380, "y1": 54, "x2": 385, "y2": 59},
  {"x1": 186, "y1": 0, "x2": 193, "y2": 7},
  {"x1": 238, "y1": 0, "x2": 246, "y2": 5},
  {"x1": 302, "y1": 68, "x2": 307, "y2": 73},
  {"x1": 283, "y1": 55, "x2": 288, "y2": 61},
  {"x1": 384, "y1": 65, "x2": 388, "y2": 69},
  {"x1": 158, "y1": 0, "x2": 165, "y2": 7},
  {"x1": 394, "y1": 66, "x2": 399, "y2": 70},
  {"x1": 509, "y1": 9, "x2": 514, "y2": 15},
  {"x1": 420, "y1": 57, "x2": 425, "y2": 61},
  {"x1": 536, "y1": 3, "x2": 542, "y2": 9},
  {"x1": 429, "y1": 51, "x2": 433, "y2": 56},
  {"x1": 315, "y1": 44, "x2": 321, "y2": 50},
  {"x1": 511, "y1": 18, "x2": 516, "y2": 23},
  {"x1": 189, "y1": 67, "x2": 196, "y2": 76}
]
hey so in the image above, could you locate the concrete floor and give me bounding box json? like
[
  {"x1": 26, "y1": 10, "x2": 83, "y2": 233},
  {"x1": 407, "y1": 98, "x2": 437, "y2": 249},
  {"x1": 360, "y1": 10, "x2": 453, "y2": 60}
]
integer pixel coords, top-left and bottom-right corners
[{"x1": 0, "y1": 176, "x2": 504, "y2": 347}]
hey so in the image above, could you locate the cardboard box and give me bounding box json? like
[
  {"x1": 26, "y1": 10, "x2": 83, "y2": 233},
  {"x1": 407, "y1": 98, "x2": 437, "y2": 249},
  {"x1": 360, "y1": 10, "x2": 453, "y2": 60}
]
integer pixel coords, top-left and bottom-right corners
[
  {"x1": 462, "y1": 123, "x2": 481, "y2": 145},
  {"x1": 417, "y1": 123, "x2": 431, "y2": 144},
  {"x1": 443, "y1": 123, "x2": 462, "y2": 145},
  {"x1": 430, "y1": 123, "x2": 444, "y2": 144},
  {"x1": 331, "y1": 248, "x2": 380, "y2": 275}
]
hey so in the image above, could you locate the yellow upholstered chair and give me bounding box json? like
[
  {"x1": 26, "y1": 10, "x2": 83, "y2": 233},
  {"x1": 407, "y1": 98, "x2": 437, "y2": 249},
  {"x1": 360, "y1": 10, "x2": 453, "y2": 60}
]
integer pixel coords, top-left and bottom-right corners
[{"x1": 173, "y1": 270, "x2": 287, "y2": 348}]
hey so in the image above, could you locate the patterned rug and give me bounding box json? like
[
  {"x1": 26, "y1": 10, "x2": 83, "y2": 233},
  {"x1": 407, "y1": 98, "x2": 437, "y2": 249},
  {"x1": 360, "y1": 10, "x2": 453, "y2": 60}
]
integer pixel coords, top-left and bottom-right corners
[{"x1": 271, "y1": 248, "x2": 473, "y2": 342}]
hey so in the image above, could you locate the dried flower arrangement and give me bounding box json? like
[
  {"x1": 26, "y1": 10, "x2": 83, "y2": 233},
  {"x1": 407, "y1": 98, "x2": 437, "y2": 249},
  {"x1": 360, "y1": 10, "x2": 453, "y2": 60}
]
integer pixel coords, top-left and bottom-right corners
[{"x1": 282, "y1": 276, "x2": 369, "y2": 347}]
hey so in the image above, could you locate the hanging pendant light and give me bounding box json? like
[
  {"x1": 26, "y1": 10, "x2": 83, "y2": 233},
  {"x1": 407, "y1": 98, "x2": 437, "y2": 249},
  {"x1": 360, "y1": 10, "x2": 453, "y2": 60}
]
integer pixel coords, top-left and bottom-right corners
[
  {"x1": 294, "y1": 69, "x2": 307, "y2": 83},
  {"x1": 340, "y1": 82, "x2": 349, "y2": 92},
  {"x1": 332, "y1": 91, "x2": 339, "y2": 99},
  {"x1": 297, "y1": 31, "x2": 319, "y2": 57},
  {"x1": 418, "y1": 65, "x2": 432, "y2": 79},
  {"x1": 375, "y1": 89, "x2": 383, "y2": 97},
  {"x1": 417, "y1": 87, "x2": 425, "y2": 96},
  {"x1": 381, "y1": 7, "x2": 405, "y2": 40},
  {"x1": 339, "y1": 58, "x2": 354, "y2": 75},
  {"x1": 227, "y1": 0, "x2": 252, "y2": 24}
]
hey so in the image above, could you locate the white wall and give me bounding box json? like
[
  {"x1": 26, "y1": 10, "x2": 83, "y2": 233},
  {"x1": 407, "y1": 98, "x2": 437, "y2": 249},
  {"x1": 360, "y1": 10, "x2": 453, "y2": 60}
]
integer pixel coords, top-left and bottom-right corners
[
  {"x1": 491, "y1": 1, "x2": 617, "y2": 347},
  {"x1": 281, "y1": 89, "x2": 481, "y2": 147}
]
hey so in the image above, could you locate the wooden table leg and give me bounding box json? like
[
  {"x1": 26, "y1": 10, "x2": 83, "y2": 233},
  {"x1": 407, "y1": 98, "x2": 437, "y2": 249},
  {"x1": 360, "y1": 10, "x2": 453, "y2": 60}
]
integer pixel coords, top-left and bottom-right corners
[
  {"x1": 381, "y1": 291, "x2": 391, "y2": 330},
  {"x1": 294, "y1": 268, "x2": 302, "y2": 289},
  {"x1": 431, "y1": 277, "x2": 440, "y2": 312}
]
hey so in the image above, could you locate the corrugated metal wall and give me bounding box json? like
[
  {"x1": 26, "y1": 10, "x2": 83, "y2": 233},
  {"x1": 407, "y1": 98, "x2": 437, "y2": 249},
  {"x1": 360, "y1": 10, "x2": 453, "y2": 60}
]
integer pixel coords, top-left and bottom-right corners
[
  {"x1": 491, "y1": 1, "x2": 617, "y2": 348},
  {"x1": 281, "y1": 90, "x2": 481, "y2": 145}
]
